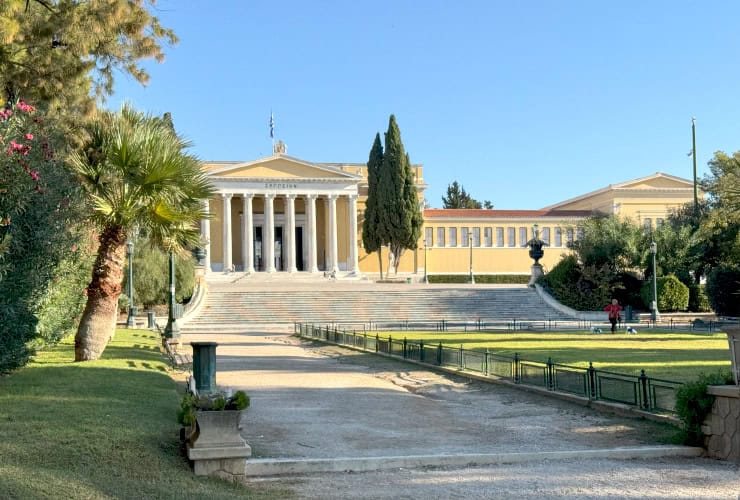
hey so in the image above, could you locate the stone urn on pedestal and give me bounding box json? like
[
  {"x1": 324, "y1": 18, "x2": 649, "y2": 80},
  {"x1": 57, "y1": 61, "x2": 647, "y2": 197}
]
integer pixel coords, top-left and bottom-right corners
[
  {"x1": 723, "y1": 325, "x2": 740, "y2": 386},
  {"x1": 526, "y1": 224, "x2": 548, "y2": 287}
]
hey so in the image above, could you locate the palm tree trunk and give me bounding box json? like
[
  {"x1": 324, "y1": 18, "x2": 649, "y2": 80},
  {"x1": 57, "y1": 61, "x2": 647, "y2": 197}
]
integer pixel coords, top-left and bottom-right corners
[
  {"x1": 75, "y1": 224, "x2": 126, "y2": 361},
  {"x1": 377, "y1": 251, "x2": 383, "y2": 280}
]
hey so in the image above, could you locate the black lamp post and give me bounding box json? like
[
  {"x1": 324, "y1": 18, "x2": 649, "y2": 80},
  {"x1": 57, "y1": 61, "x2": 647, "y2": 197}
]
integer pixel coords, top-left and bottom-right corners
[
  {"x1": 423, "y1": 243, "x2": 429, "y2": 284},
  {"x1": 126, "y1": 240, "x2": 135, "y2": 328},
  {"x1": 164, "y1": 250, "x2": 180, "y2": 339},
  {"x1": 468, "y1": 234, "x2": 475, "y2": 284},
  {"x1": 650, "y1": 241, "x2": 660, "y2": 322}
]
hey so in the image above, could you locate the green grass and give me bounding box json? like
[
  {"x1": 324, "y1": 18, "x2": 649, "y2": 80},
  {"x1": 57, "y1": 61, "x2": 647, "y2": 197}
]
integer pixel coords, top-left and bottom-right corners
[
  {"x1": 373, "y1": 330, "x2": 732, "y2": 382},
  {"x1": 0, "y1": 329, "x2": 286, "y2": 499}
]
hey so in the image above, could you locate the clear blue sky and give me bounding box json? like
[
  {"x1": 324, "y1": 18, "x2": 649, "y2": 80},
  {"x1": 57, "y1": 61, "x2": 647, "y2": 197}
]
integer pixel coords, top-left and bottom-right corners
[{"x1": 110, "y1": 1, "x2": 740, "y2": 209}]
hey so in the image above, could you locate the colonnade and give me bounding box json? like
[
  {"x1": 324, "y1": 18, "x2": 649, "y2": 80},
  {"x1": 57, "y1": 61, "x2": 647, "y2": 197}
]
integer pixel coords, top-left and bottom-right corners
[{"x1": 201, "y1": 192, "x2": 359, "y2": 274}]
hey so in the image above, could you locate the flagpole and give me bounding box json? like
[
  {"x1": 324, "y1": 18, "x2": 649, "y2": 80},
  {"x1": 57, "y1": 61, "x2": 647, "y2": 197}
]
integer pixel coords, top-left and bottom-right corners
[
  {"x1": 691, "y1": 117, "x2": 698, "y2": 214},
  {"x1": 270, "y1": 111, "x2": 275, "y2": 154}
]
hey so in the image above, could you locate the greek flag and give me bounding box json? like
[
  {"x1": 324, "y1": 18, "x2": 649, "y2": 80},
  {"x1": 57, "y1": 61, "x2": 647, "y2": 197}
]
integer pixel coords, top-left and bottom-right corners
[{"x1": 270, "y1": 112, "x2": 274, "y2": 139}]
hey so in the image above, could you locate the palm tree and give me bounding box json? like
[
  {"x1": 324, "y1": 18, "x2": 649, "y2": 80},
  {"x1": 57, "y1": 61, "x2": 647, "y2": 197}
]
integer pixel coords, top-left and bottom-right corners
[{"x1": 69, "y1": 105, "x2": 213, "y2": 361}]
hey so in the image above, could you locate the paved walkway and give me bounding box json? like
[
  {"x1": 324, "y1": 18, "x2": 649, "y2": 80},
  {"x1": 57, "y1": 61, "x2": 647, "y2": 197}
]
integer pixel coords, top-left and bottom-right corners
[{"x1": 180, "y1": 329, "x2": 740, "y2": 498}]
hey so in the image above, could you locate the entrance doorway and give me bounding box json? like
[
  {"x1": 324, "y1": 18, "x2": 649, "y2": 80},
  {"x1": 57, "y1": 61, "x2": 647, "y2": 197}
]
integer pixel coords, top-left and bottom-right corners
[{"x1": 295, "y1": 227, "x2": 304, "y2": 271}]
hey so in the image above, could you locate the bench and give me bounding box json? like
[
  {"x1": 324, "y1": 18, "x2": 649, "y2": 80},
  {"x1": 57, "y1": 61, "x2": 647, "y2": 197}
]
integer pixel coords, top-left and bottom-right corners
[{"x1": 163, "y1": 338, "x2": 192, "y2": 369}]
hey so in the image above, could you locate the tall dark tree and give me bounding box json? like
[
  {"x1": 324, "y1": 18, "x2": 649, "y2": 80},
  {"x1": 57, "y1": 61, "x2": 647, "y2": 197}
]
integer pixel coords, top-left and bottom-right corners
[
  {"x1": 441, "y1": 181, "x2": 492, "y2": 209},
  {"x1": 376, "y1": 115, "x2": 423, "y2": 274},
  {"x1": 362, "y1": 133, "x2": 384, "y2": 279}
]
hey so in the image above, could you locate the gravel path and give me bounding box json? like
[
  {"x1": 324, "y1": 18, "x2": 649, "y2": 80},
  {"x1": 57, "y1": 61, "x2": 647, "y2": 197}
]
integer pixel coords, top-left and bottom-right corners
[{"x1": 181, "y1": 330, "x2": 740, "y2": 498}]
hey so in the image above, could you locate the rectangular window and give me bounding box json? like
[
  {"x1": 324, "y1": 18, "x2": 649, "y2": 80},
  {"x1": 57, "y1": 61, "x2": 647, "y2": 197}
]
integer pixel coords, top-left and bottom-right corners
[
  {"x1": 519, "y1": 227, "x2": 528, "y2": 247},
  {"x1": 496, "y1": 227, "x2": 504, "y2": 247},
  {"x1": 449, "y1": 227, "x2": 457, "y2": 247},
  {"x1": 576, "y1": 226, "x2": 584, "y2": 240},
  {"x1": 554, "y1": 227, "x2": 562, "y2": 247},
  {"x1": 507, "y1": 227, "x2": 516, "y2": 247},
  {"x1": 437, "y1": 227, "x2": 445, "y2": 247},
  {"x1": 473, "y1": 227, "x2": 481, "y2": 247},
  {"x1": 425, "y1": 227, "x2": 433, "y2": 248},
  {"x1": 656, "y1": 218, "x2": 664, "y2": 227},
  {"x1": 566, "y1": 228, "x2": 574, "y2": 244},
  {"x1": 643, "y1": 218, "x2": 652, "y2": 231},
  {"x1": 484, "y1": 227, "x2": 492, "y2": 247},
  {"x1": 461, "y1": 227, "x2": 470, "y2": 246},
  {"x1": 542, "y1": 227, "x2": 550, "y2": 245}
]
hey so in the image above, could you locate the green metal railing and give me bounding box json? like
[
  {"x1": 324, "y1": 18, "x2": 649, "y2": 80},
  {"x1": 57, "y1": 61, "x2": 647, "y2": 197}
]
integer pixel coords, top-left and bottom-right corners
[{"x1": 294, "y1": 323, "x2": 684, "y2": 414}]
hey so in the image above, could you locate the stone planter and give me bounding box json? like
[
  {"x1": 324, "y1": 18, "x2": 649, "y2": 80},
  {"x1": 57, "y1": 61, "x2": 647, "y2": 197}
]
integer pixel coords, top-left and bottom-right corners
[
  {"x1": 702, "y1": 385, "x2": 740, "y2": 462},
  {"x1": 187, "y1": 410, "x2": 252, "y2": 478}
]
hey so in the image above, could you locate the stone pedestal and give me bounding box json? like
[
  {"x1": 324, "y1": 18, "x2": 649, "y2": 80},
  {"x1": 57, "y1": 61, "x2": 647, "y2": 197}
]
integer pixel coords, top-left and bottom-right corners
[
  {"x1": 702, "y1": 385, "x2": 740, "y2": 462},
  {"x1": 528, "y1": 264, "x2": 544, "y2": 287},
  {"x1": 188, "y1": 410, "x2": 252, "y2": 478}
]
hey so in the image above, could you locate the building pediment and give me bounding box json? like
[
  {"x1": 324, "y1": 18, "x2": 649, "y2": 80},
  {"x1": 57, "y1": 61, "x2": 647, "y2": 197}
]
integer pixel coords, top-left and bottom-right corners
[{"x1": 204, "y1": 154, "x2": 362, "y2": 181}]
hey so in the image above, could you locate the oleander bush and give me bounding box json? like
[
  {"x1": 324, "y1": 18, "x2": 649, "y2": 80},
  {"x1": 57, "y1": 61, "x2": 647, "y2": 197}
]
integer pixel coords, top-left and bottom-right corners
[{"x1": 641, "y1": 274, "x2": 690, "y2": 312}]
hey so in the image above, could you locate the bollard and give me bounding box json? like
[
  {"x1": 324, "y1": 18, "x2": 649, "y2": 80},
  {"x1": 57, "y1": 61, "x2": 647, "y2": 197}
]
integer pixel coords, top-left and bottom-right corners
[
  {"x1": 146, "y1": 310, "x2": 156, "y2": 329},
  {"x1": 191, "y1": 342, "x2": 218, "y2": 393}
]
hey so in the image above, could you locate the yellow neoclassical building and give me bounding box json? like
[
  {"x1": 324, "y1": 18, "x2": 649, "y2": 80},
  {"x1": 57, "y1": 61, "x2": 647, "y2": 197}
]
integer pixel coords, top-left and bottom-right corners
[{"x1": 200, "y1": 150, "x2": 697, "y2": 277}]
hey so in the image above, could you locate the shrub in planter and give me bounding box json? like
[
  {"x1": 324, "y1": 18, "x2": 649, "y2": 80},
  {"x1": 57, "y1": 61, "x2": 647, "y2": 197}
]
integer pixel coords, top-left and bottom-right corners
[
  {"x1": 641, "y1": 274, "x2": 689, "y2": 312},
  {"x1": 177, "y1": 390, "x2": 250, "y2": 427},
  {"x1": 674, "y1": 370, "x2": 734, "y2": 446}
]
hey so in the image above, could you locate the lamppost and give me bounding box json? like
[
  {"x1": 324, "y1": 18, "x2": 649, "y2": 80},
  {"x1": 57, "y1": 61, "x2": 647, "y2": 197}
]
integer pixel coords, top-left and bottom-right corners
[
  {"x1": 164, "y1": 250, "x2": 180, "y2": 339},
  {"x1": 423, "y1": 243, "x2": 429, "y2": 284},
  {"x1": 126, "y1": 240, "x2": 135, "y2": 328},
  {"x1": 468, "y1": 233, "x2": 475, "y2": 284},
  {"x1": 650, "y1": 241, "x2": 660, "y2": 322}
]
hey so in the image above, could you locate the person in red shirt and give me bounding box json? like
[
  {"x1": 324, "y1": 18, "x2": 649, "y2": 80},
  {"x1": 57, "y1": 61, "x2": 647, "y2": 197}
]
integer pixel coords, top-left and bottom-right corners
[{"x1": 604, "y1": 299, "x2": 623, "y2": 333}]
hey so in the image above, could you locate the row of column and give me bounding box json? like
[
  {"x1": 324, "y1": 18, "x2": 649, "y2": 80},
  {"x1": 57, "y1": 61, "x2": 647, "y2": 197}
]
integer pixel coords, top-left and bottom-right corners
[{"x1": 201, "y1": 193, "x2": 359, "y2": 274}]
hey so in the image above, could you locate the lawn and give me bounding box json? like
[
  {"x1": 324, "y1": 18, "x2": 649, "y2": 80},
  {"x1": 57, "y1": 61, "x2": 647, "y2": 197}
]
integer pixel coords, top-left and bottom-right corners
[
  {"x1": 0, "y1": 329, "x2": 285, "y2": 499},
  {"x1": 370, "y1": 330, "x2": 732, "y2": 382}
]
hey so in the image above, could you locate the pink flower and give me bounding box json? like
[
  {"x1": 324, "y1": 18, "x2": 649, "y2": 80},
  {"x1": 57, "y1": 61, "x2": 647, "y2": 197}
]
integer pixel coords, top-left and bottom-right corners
[
  {"x1": 16, "y1": 101, "x2": 35, "y2": 113},
  {"x1": 10, "y1": 141, "x2": 23, "y2": 150},
  {"x1": 30, "y1": 171, "x2": 39, "y2": 181},
  {"x1": 71, "y1": 244, "x2": 77, "y2": 252},
  {"x1": 25, "y1": 133, "x2": 34, "y2": 141}
]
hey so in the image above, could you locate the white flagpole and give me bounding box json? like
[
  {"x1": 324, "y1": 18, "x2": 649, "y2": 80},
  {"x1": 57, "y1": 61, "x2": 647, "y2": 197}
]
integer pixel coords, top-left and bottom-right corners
[{"x1": 270, "y1": 111, "x2": 275, "y2": 154}]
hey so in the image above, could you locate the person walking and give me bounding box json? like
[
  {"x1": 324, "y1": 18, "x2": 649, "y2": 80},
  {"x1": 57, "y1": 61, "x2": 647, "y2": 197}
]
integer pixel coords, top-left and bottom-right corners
[{"x1": 604, "y1": 299, "x2": 623, "y2": 333}]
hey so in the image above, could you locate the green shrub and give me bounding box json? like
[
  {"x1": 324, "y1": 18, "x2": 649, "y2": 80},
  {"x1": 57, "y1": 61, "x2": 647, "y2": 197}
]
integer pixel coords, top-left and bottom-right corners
[
  {"x1": 122, "y1": 241, "x2": 196, "y2": 308},
  {"x1": 705, "y1": 267, "x2": 740, "y2": 316},
  {"x1": 641, "y1": 274, "x2": 689, "y2": 312},
  {"x1": 674, "y1": 371, "x2": 734, "y2": 445},
  {"x1": 540, "y1": 256, "x2": 614, "y2": 310},
  {"x1": 688, "y1": 285, "x2": 712, "y2": 313},
  {"x1": 0, "y1": 102, "x2": 94, "y2": 372},
  {"x1": 177, "y1": 389, "x2": 251, "y2": 426},
  {"x1": 427, "y1": 274, "x2": 529, "y2": 284}
]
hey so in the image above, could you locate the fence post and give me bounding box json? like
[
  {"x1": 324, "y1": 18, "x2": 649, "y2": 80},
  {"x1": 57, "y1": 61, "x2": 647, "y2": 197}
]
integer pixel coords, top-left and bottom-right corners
[
  {"x1": 403, "y1": 337, "x2": 407, "y2": 359},
  {"x1": 420, "y1": 340, "x2": 425, "y2": 362},
  {"x1": 484, "y1": 348, "x2": 489, "y2": 376},
  {"x1": 547, "y1": 357, "x2": 554, "y2": 390},
  {"x1": 364, "y1": 332, "x2": 368, "y2": 350},
  {"x1": 514, "y1": 352, "x2": 520, "y2": 383},
  {"x1": 437, "y1": 342, "x2": 442, "y2": 365},
  {"x1": 459, "y1": 344, "x2": 464, "y2": 370},
  {"x1": 388, "y1": 335, "x2": 392, "y2": 355},
  {"x1": 375, "y1": 333, "x2": 379, "y2": 352},
  {"x1": 639, "y1": 369, "x2": 650, "y2": 410},
  {"x1": 588, "y1": 362, "x2": 596, "y2": 399}
]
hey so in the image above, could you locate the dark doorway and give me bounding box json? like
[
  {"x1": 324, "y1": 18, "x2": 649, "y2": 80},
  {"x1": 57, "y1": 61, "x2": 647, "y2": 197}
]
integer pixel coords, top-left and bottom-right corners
[
  {"x1": 254, "y1": 226, "x2": 263, "y2": 271},
  {"x1": 295, "y1": 227, "x2": 304, "y2": 271}
]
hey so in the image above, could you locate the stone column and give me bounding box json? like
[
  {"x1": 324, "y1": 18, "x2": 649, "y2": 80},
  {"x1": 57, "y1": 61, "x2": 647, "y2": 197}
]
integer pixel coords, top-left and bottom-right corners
[
  {"x1": 328, "y1": 194, "x2": 339, "y2": 273},
  {"x1": 348, "y1": 194, "x2": 359, "y2": 274},
  {"x1": 306, "y1": 194, "x2": 319, "y2": 273},
  {"x1": 202, "y1": 199, "x2": 211, "y2": 273},
  {"x1": 222, "y1": 193, "x2": 233, "y2": 272},
  {"x1": 264, "y1": 194, "x2": 275, "y2": 273},
  {"x1": 286, "y1": 194, "x2": 297, "y2": 273},
  {"x1": 243, "y1": 193, "x2": 255, "y2": 273}
]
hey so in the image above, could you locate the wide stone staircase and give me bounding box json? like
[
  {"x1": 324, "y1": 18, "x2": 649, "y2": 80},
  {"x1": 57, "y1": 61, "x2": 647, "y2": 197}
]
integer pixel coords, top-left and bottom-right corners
[{"x1": 181, "y1": 278, "x2": 577, "y2": 332}]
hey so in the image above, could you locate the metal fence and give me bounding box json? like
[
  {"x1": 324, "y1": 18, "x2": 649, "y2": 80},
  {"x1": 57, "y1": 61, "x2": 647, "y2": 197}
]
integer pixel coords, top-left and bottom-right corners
[{"x1": 294, "y1": 323, "x2": 684, "y2": 414}]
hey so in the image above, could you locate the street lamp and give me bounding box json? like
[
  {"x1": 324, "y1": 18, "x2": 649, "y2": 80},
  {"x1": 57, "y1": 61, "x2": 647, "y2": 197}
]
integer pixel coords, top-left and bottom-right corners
[
  {"x1": 468, "y1": 233, "x2": 475, "y2": 284},
  {"x1": 650, "y1": 241, "x2": 660, "y2": 322},
  {"x1": 126, "y1": 240, "x2": 135, "y2": 328},
  {"x1": 423, "y1": 243, "x2": 429, "y2": 284},
  {"x1": 164, "y1": 250, "x2": 180, "y2": 339}
]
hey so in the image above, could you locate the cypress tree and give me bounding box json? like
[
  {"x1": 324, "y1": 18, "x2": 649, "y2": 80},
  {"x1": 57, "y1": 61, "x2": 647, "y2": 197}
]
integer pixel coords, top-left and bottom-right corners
[
  {"x1": 377, "y1": 115, "x2": 423, "y2": 274},
  {"x1": 362, "y1": 133, "x2": 384, "y2": 279}
]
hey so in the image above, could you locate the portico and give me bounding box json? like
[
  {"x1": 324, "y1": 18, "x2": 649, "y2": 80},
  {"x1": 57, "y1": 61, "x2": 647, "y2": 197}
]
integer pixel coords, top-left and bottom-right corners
[{"x1": 201, "y1": 154, "x2": 362, "y2": 274}]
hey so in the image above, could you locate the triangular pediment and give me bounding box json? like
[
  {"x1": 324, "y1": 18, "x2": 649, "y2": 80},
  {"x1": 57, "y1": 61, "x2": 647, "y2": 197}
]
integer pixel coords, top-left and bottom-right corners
[
  {"x1": 205, "y1": 154, "x2": 361, "y2": 180},
  {"x1": 615, "y1": 173, "x2": 694, "y2": 190}
]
